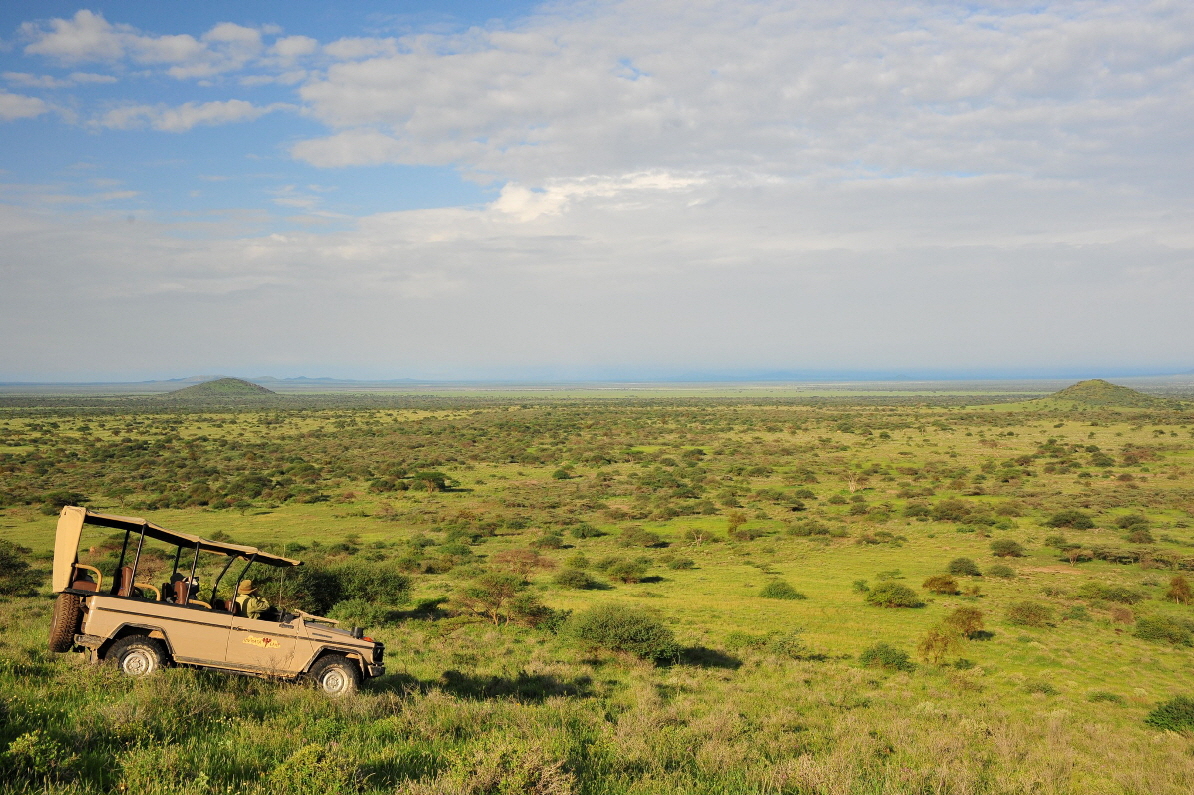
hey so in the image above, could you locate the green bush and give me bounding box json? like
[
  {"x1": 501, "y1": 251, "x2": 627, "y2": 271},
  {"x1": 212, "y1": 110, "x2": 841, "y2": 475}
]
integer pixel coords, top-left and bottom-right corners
[
  {"x1": 759, "y1": 579, "x2": 807, "y2": 600},
  {"x1": 986, "y1": 564, "x2": 1016, "y2": 579},
  {"x1": 1006, "y1": 600, "x2": 1053, "y2": 627},
  {"x1": 568, "y1": 522, "x2": 605, "y2": 539},
  {"x1": 858, "y1": 642, "x2": 915, "y2": 672},
  {"x1": 788, "y1": 519, "x2": 830, "y2": 536},
  {"x1": 570, "y1": 604, "x2": 679, "y2": 663},
  {"x1": 1134, "y1": 615, "x2": 1194, "y2": 646},
  {"x1": 922, "y1": 575, "x2": 960, "y2": 595},
  {"x1": 1144, "y1": 696, "x2": 1194, "y2": 732},
  {"x1": 602, "y1": 558, "x2": 649, "y2": 583},
  {"x1": 618, "y1": 527, "x2": 666, "y2": 548},
  {"x1": 327, "y1": 598, "x2": 399, "y2": 628},
  {"x1": 665, "y1": 556, "x2": 695, "y2": 570},
  {"x1": 1114, "y1": 513, "x2": 1150, "y2": 529},
  {"x1": 1046, "y1": 510, "x2": 1094, "y2": 530},
  {"x1": 554, "y1": 569, "x2": 599, "y2": 589},
  {"x1": 865, "y1": 582, "x2": 925, "y2": 608},
  {"x1": 0, "y1": 540, "x2": 43, "y2": 596},
  {"x1": 1088, "y1": 691, "x2": 1125, "y2": 704},
  {"x1": 947, "y1": 557, "x2": 982, "y2": 576},
  {"x1": 943, "y1": 606, "x2": 985, "y2": 638},
  {"x1": 530, "y1": 534, "x2": 564, "y2": 549},
  {"x1": 1075, "y1": 582, "x2": 1144, "y2": 604},
  {"x1": 990, "y1": 539, "x2": 1025, "y2": 557}
]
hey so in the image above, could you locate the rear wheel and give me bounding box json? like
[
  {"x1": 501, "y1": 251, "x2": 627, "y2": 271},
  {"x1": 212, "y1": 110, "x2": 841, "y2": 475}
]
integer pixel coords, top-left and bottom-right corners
[
  {"x1": 308, "y1": 655, "x2": 360, "y2": 696},
  {"x1": 107, "y1": 636, "x2": 168, "y2": 678},
  {"x1": 48, "y1": 593, "x2": 83, "y2": 653}
]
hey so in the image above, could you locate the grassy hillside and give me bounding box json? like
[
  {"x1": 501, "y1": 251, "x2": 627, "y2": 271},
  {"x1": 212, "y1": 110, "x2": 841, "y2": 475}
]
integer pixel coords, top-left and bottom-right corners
[
  {"x1": 167, "y1": 377, "x2": 275, "y2": 397},
  {"x1": 1048, "y1": 379, "x2": 1171, "y2": 408},
  {"x1": 1, "y1": 397, "x2": 1193, "y2": 793}
]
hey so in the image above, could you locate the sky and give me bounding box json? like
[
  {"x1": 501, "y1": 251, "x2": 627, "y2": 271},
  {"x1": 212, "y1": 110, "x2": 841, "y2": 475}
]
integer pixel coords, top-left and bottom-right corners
[{"x1": 1, "y1": 0, "x2": 1192, "y2": 382}]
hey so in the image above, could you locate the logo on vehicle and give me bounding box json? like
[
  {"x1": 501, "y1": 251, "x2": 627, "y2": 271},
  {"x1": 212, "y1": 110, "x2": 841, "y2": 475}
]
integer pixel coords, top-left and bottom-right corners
[{"x1": 243, "y1": 635, "x2": 277, "y2": 648}]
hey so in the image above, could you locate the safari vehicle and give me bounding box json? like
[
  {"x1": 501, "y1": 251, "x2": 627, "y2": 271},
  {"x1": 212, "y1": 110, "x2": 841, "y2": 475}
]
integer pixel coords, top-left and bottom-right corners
[{"x1": 48, "y1": 506, "x2": 384, "y2": 695}]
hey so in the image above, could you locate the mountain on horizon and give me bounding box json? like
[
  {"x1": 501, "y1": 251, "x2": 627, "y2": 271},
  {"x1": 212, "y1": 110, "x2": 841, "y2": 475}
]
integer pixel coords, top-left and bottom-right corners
[
  {"x1": 165, "y1": 377, "x2": 275, "y2": 398},
  {"x1": 1047, "y1": 379, "x2": 1168, "y2": 408}
]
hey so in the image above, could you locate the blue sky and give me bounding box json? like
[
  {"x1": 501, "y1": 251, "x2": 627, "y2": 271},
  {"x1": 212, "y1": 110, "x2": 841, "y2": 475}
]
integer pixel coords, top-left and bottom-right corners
[{"x1": 1, "y1": 1, "x2": 1192, "y2": 381}]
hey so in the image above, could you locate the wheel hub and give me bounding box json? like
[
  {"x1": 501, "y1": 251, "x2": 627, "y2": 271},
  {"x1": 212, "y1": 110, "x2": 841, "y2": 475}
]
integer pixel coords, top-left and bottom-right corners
[
  {"x1": 321, "y1": 669, "x2": 347, "y2": 693},
  {"x1": 122, "y1": 649, "x2": 154, "y2": 676}
]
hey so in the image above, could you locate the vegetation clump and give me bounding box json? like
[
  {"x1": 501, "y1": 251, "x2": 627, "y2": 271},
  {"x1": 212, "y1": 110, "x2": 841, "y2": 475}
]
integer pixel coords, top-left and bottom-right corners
[
  {"x1": 1144, "y1": 696, "x2": 1194, "y2": 732},
  {"x1": 1134, "y1": 615, "x2": 1194, "y2": 646},
  {"x1": 1006, "y1": 601, "x2": 1053, "y2": 627},
  {"x1": 858, "y1": 642, "x2": 915, "y2": 672},
  {"x1": 990, "y1": 539, "x2": 1025, "y2": 557},
  {"x1": 947, "y1": 557, "x2": 982, "y2": 576},
  {"x1": 1046, "y1": 510, "x2": 1095, "y2": 530},
  {"x1": 865, "y1": 582, "x2": 925, "y2": 608},
  {"x1": 570, "y1": 604, "x2": 679, "y2": 663},
  {"x1": 759, "y1": 579, "x2": 807, "y2": 600},
  {"x1": 922, "y1": 575, "x2": 960, "y2": 595},
  {"x1": 1165, "y1": 576, "x2": 1192, "y2": 605}
]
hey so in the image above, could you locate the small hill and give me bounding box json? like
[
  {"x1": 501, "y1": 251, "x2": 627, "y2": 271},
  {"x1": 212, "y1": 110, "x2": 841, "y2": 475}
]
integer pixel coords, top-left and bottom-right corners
[
  {"x1": 1048, "y1": 379, "x2": 1165, "y2": 408},
  {"x1": 167, "y1": 378, "x2": 275, "y2": 398}
]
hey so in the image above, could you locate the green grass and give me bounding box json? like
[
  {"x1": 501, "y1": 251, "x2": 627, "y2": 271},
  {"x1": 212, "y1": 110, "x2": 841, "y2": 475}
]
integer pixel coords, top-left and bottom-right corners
[{"x1": 2, "y1": 396, "x2": 1194, "y2": 792}]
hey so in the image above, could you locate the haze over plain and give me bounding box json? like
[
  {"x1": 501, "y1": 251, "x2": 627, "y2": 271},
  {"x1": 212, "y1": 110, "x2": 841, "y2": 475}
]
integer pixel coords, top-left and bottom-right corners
[{"x1": 1, "y1": 1, "x2": 1191, "y2": 382}]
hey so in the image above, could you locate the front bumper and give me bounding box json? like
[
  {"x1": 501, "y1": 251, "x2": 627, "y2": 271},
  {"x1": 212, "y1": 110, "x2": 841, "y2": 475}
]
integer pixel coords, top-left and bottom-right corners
[{"x1": 366, "y1": 664, "x2": 385, "y2": 678}]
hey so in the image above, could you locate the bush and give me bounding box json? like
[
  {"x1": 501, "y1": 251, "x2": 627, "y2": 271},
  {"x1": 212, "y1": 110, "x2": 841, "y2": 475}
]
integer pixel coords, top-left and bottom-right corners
[
  {"x1": 922, "y1": 575, "x2": 960, "y2": 595},
  {"x1": 0, "y1": 540, "x2": 43, "y2": 596},
  {"x1": 618, "y1": 527, "x2": 667, "y2": 548},
  {"x1": 1135, "y1": 615, "x2": 1194, "y2": 646},
  {"x1": 865, "y1": 582, "x2": 925, "y2": 608},
  {"x1": 1075, "y1": 582, "x2": 1144, "y2": 604},
  {"x1": 553, "y1": 569, "x2": 599, "y2": 589},
  {"x1": 759, "y1": 579, "x2": 807, "y2": 600},
  {"x1": 1006, "y1": 600, "x2": 1053, "y2": 627},
  {"x1": 917, "y1": 625, "x2": 961, "y2": 664},
  {"x1": 1165, "y1": 575, "x2": 1192, "y2": 605},
  {"x1": 858, "y1": 642, "x2": 915, "y2": 672},
  {"x1": 530, "y1": 534, "x2": 564, "y2": 549},
  {"x1": 570, "y1": 604, "x2": 679, "y2": 663},
  {"x1": 943, "y1": 606, "x2": 985, "y2": 638},
  {"x1": 1144, "y1": 696, "x2": 1194, "y2": 732},
  {"x1": 665, "y1": 556, "x2": 695, "y2": 570},
  {"x1": 568, "y1": 522, "x2": 605, "y2": 539},
  {"x1": 327, "y1": 598, "x2": 399, "y2": 628},
  {"x1": 788, "y1": 519, "x2": 830, "y2": 536},
  {"x1": 604, "y1": 558, "x2": 649, "y2": 583},
  {"x1": 1046, "y1": 510, "x2": 1094, "y2": 530},
  {"x1": 947, "y1": 557, "x2": 982, "y2": 576},
  {"x1": 852, "y1": 579, "x2": 869, "y2": 593},
  {"x1": 1088, "y1": 691, "x2": 1125, "y2": 704},
  {"x1": 725, "y1": 629, "x2": 815, "y2": 659},
  {"x1": 990, "y1": 539, "x2": 1025, "y2": 557},
  {"x1": 986, "y1": 564, "x2": 1016, "y2": 578},
  {"x1": 1115, "y1": 513, "x2": 1150, "y2": 529},
  {"x1": 1126, "y1": 528, "x2": 1155, "y2": 544}
]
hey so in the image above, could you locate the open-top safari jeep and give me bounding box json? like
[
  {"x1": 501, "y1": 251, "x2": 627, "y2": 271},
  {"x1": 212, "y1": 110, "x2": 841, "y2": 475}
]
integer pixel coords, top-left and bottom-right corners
[{"x1": 49, "y1": 506, "x2": 384, "y2": 695}]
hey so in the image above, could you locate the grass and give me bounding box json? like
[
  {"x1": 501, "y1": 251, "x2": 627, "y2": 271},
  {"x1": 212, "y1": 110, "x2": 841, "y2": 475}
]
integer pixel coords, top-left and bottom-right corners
[{"x1": 2, "y1": 394, "x2": 1194, "y2": 792}]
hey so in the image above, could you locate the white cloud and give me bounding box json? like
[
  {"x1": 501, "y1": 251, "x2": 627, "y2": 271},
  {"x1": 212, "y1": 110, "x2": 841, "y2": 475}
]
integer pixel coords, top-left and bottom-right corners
[
  {"x1": 0, "y1": 90, "x2": 48, "y2": 121},
  {"x1": 69, "y1": 71, "x2": 117, "y2": 84},
  {"x1": 21, "y1": 10, "x2": 268, "y2": 80},
  {"x1": 322, "y1": 37, "x2": 396, "y2": 61},
  {"x1": 3, "y1": 70, "x2": 118, "y2": 88},
  {"x1": 289, "y1": 0, "x2": 1194, "y2": 191},
  {"x1": 94, "y1": 99, "x2": 289, "y2": 132}
]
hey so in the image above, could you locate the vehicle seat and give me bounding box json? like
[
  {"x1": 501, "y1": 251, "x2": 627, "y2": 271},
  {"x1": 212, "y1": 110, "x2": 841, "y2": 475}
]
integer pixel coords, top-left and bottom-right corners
[
  {"x1": 71, "y1": 566, "x2": 98, "y2": 592},
  {"x1": 116, "y1": 566, "x2": 134, "y2": 598},
  {"x1": 173, "y1": 579, "x2": 188, "y2": 605}
]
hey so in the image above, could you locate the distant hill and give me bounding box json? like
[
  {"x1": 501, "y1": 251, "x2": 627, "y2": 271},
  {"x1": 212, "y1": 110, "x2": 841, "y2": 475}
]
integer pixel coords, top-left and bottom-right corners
[
  {"x1": 166, "y1": 378, "x2": 275, "y2": 398},
  {"x1": 1048, "y1": 379, "x2": 1167, "y2": 408}
]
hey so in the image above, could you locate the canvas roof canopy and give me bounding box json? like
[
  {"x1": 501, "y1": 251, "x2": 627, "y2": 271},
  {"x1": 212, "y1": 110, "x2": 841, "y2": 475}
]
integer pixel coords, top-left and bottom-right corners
[{"x1": 54, "y1": 506, "x2": 300, "y2": 592}]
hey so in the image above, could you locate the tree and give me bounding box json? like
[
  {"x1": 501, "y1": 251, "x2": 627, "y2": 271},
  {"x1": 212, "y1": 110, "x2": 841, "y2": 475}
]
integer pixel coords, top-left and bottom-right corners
[
  {"x1": 917, "y1": 625, "x2": 961, "y2": 665},
  {"x1": 1165, "y1": 575, "x2": 1192, "y2": 606},
  {"x1": 943, "y1": 606, "x2": 985, "y2": 638},
  {"x1": 454, "y1": 572, "x2": 526, "y2": 625},
  {"x1": 0, "y1": 540, "x2": 42, "y2": 596}
]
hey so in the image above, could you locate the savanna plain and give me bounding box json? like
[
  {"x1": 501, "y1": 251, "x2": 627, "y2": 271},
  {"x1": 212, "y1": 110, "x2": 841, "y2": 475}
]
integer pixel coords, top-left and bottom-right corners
[{"x1": 2, "y1": 384, "x2": 1194, "y2": 794}]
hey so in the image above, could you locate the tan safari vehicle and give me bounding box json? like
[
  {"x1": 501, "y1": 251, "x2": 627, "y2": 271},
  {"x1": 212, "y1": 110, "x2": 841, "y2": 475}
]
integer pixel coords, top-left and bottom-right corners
[{"x1": 48, "y1": 506, "x2": 384, "y2": 695}]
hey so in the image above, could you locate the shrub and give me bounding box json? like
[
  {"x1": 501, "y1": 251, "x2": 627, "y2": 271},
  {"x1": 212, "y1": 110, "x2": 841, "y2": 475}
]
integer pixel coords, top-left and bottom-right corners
[
  {"x1": 986, "y1": 564, "x2": 1016, "y2": 579},
  {"x1": 665, "y1": 556, "x2": 695, "y2": 570},
  {"x1": 0, "y1": 540, "x2": 43, "y2": 596},
  {"x1": 726, "y1": 629, "x2": 815, "y2": 659},
  {"x1": 605, "y1": 558, "x2": 649, "y2": 583},
  {"x1": 327, "y1": 598, "x2": 399, "y2": 628},
  {"x1": 618, "y1": 527, "x2": 667, "y2": 548},
  {"x1": 865, "y1": 582, "x2": 925, "y2": 608},
  {"x1": 1006, "y1": 600, "x2": 1053, "y2": 627},
  {"x1": 932, "y1": 499, "x2": 972, "y2": 522},
  {"x1": 1046, "y1": 510, "x2": 1094, "y2": 530},
  {"x1": 943, "y1": 606, "x2": 985, "y2": 638},
  {"x1": 852, "y1": 579, "x2": 870, "y2": 593},
  {"x1": 947, "y1": 557, "x2": 982, "y2": 576},
  {"x1": 1135, "y1": 615, "x2": 1194, "y2": 646},
  {"x1": 1144, "y1": 696, "x2": 1194, "y2": 732},
  {"x1": 859, "y1": 642, "x2": 915, "y2": 672},
  {"x1": 922, "y1": 575, "x2": 960, "y2": 595},
  {"x1": 990, "y1": 539, "x2": 1025, "y2": 557},
  {"x1": 1115, "y1": 513, "x2": 1150, "y2": 529},
  {"x1": 568, "y1": 522, "x2": 605, "y2": 539},
  {"x1": 1075, "y1": 582, "x2": 1144, "y2": 604},
  {"x1": 788, "y1": 519, "x2": 830, "y2": 537},
  {"x1": 759, "y1": 579, "x2": 807, "y2": 600},
  {"x1": 530, "y1": 534, "x2": 564, "y2": 549},
  {"x1": 917, "y1": 625, "x2": 961, "y2": 664},
  {"x1": 1025, "y1": 680, "x2": 1059, "y2": 696},
  {"x1": 570, "y1": 604, "x2": 679, "y2": 663},
  {"x1": 1126, "y1": 528, "x2": 1155, "y2": 544},
  {"x1": 1165, "y1": 575, "x2": 1192, "y2": 605},
  {"x1": 1088, "y1": 691, "x2": 1125, "y2": 704},
  {"x1": 554, "y1": 569, "x2": 599, "y2": 589}
]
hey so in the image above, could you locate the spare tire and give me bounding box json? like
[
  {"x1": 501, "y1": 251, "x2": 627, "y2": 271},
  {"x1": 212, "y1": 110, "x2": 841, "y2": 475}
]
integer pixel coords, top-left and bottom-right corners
[{"x1": 48, "y1": 593, "x2": 83, "y2": 653}]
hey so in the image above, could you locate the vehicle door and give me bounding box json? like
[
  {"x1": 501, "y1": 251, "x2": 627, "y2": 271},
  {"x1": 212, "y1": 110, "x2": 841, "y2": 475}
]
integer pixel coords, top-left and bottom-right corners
[
  {"x1": 145, "y1": 601, "x2": 233, "y2": 665},
  {"x1": 225, "y1": 613, "x2": 311, "y2": 674}
]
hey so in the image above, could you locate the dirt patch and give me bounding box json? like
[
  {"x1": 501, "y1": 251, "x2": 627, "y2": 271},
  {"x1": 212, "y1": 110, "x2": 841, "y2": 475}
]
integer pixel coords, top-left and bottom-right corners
[{"x1": 1023, "y1": 566, "x2": 1082, "y2": 575}]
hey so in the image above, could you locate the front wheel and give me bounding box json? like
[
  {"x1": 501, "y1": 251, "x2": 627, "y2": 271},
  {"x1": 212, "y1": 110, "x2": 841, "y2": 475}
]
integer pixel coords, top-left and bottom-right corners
[
  {"x1": 106, "y1": 636, "x2": 168, "y2": 678},
  {"x1": 308, "y1": 655, "x2": 360, "y2": 696}
]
